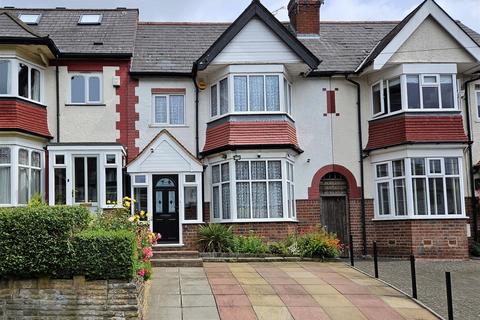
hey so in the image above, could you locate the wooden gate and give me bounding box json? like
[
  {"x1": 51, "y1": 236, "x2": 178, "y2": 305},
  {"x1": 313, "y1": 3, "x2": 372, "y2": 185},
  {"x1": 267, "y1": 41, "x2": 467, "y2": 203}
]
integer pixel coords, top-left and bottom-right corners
[{"x1": 320, "y1": 172, "x2": 348, "y2": 245}]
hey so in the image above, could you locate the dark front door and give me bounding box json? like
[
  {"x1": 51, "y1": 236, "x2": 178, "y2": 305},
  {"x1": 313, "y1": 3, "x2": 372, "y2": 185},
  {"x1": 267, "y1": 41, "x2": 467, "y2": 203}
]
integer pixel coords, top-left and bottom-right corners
[
  {"x1": 321, "y1": 196, "x2": 348, "y2": 245},
  {"x1": 153, "y1": 175, "x2": 179, "y2": 243}
]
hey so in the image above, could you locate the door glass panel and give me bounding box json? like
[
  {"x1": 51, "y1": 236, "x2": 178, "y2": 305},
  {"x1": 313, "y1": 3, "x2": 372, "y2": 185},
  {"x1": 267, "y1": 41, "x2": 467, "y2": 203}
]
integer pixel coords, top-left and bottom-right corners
[
  {"x1": 184, "y1": 186, "x2": 197, "y2": 220},
  {"x1": 156, "y1": 178, "x2": 175, "y2": 188},
  {"x1": 156, "y1": 191, "x2": 163, "y2": 212},
  {"x1": 74, "y1": 157, "x2": 85, "y2": 202},
  {"x1": 87, "y1": 157, "x2": 97, "y2": 202},
  {"x1": 54, "y1": 168, "x2": 66, "y2": 205},
  {"x1": 168, "y1": 191, "x2": 176, "y2": 213}
]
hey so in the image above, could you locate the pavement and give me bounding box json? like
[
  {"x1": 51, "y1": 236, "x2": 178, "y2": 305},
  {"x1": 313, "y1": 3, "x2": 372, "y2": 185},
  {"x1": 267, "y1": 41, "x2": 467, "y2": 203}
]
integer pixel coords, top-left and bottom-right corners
[{"x1": 145, "y1": 261, "x2": 439, "y2": 320}]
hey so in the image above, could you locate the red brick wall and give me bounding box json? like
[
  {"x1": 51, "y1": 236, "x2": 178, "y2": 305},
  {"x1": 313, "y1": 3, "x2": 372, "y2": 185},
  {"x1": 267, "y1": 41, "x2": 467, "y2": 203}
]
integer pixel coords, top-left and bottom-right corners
[
  {"x1": 288, "y1": 0, "x2": 321, "y2": 34},
  {"x1": 0, "y1": 99, "x2": 51, "y2": 138}
]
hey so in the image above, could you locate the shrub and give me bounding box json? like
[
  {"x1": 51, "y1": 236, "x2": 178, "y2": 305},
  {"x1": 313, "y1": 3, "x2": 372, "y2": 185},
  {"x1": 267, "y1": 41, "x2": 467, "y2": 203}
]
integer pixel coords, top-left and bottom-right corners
[
  {"x1": 0, "y1": 206, "x2": 91, "y2": 279},
  {"x1": 231, "y1": 233, "x2": 268, "y2": 254},
  {"x1": 198, "y1": 224, "x2": 233, "y2": 252},
  {"x1": 471, "y1": 242, "x2": 480, "y2": 257},
  {"x1": 27, "y1": 193, "x2": 47, "y2": 208},
  {"x1": 268, "y1": 234, "x2": 300, "y2": 256},
  {"x1": 297, "y1": 229, "x2": 341, "y2": 259},
  {"x1": 72, "y1": 229, "x2": 137, "y2": 280}
]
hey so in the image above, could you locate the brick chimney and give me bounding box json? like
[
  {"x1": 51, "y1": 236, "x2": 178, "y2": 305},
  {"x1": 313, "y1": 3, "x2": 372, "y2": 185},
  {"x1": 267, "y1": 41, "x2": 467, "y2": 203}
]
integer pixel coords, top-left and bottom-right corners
[{"x1": 288, "y1": 0, "x2": 323, "y2": 35}]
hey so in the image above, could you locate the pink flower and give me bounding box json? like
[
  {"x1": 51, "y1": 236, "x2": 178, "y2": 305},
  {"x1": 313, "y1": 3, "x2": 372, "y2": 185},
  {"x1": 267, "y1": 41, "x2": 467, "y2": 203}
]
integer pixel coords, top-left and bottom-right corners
[
  {"x1": 143, "y1": 247, "x2": 153, "y2": 261},
  {"x1": 137, "y1": 269, "x2": 146, "y2": 277}
]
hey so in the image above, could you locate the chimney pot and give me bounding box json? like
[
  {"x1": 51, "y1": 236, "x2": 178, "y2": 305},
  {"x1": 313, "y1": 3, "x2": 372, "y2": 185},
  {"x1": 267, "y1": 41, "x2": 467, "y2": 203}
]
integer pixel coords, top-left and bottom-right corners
[{"x1": 288, "y1": 0, "x2": 323, "y2": 35}]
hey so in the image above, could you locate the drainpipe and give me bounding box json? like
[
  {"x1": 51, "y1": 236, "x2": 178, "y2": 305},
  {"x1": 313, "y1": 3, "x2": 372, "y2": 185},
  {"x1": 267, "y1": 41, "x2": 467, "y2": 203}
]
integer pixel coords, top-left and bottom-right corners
[
  {"x1": 192, "y1": 62, "x2": 200, "y2": 158},
  {"x1": 464, "y1": 76, "x2": 480, "y2": 242},
  {"x1": 346, "y1": 76, "x2": 368, "y2": 256},
  {"x1": 55, "y1": 62, "x2": 60, "y2": 143}
]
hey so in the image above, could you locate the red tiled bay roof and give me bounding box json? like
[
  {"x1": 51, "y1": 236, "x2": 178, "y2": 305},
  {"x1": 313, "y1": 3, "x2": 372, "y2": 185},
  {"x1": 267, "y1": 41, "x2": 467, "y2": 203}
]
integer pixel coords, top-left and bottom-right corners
[{"x1": 0, "y1": 99, "x2": 52, "y2": 139}]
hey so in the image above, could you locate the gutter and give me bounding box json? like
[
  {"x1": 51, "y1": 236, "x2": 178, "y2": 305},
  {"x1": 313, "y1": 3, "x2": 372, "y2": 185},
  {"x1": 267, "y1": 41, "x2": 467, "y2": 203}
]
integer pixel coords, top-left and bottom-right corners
[
  {"x1": 464, "y1": 76, "x2": 480, "y2": 242},
  {"x1": 346, "y1": 76, "x2": 368, "y2": 256}
]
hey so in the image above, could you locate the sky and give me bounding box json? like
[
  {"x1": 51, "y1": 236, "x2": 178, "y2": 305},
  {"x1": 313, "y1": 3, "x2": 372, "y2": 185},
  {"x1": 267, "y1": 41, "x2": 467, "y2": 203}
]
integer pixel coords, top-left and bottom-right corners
[{"x1": 1, "y1": 0, "x2": 479, "y2": 32}]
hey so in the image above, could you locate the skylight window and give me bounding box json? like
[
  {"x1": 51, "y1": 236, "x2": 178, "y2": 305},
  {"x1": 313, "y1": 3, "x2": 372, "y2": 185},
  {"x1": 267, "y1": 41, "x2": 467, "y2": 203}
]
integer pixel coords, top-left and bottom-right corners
[
  {"x1": 78, "y1": 14, "x2": 102, "y2": 25},
  {"x1": 18, "y1": 14, "x2": 41, "y2": 25}
]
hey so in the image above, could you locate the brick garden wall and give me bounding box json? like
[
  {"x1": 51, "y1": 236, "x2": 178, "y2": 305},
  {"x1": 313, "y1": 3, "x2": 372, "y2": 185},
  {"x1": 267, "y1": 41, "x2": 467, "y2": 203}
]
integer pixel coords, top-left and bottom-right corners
[{"x1": 0, "y1": 277, "x2": 144, "y2": 319}]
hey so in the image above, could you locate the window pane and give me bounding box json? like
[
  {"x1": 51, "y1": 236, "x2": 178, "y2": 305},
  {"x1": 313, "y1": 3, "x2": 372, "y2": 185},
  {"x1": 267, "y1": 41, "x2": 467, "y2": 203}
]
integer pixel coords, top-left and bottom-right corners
[
  {"x1": 30, "y1": 169, "x2": 41, "y2": 197},
  {"x1": 154, "y1": 96, "x2": 167, "y2": 123},
  {"x1": 54, "y1": 168, "x2": 66, "y2": 205},
  {"x1": 411, "y1": 158, "x2": 425, "y2": 175},
  {"x1": 372, "y1": 83, "x2": 382, "y2": 114},
  {"x1": 18, "y1": 149, "x2": 28, "y2": 165},
  {"x1": 284, "y1": 78, "x2": 288, "y2": 113},
  {"x1": 87, "y1": 157, "x2": 97, "y2": 202},
  {"x1": 88, "y1": 76, "x2": 101, "y2": 102},
  {"x1": 268, "y1": 161, "x2": 282, "y2": 179},
  {"x1": 252, "y1": 182, "x2": 267, "y2": 218},
  {"x1": 236, "y1": 182, "x2": 250, "y2": 219},
  {"x1": 377, "y1": 182, "x2": 390, "y2": 215},
  {"x1": 213, "y1": 186, "x2": 220, "y2": 219},
  {"x1": 236, "y1": 161, "x2": 249, "y2": 180},
  {"x1": 185, "y1": 174, "x2": 196, "y2": 183},
  {"x1": 74, "y1": 157, "x2": 85, "y2": 202},
  {"x1": 394, "y1": 179, "x2": 406, "y2": 216},
  {"x1": 477, "y1": 92, "x2": 480, "y2": 119},
  {"x1": 422, "y1": 86, "x2": 439, "y2": 108},
  {"x1": 383, "y1": 81, "x2": 388, "y2": 114},
  {"x1": 413, "y1": 178, "x2": 427, "y2": 215},
  {"x1": 446, "y1": 177, "x2": 461, "y2": 215},
  {"x1": 134, "y1": 175, "x2": 146, "y2": 184},
  {"x1": 219, "y1": 78, "x2": 229, "y2": 115},
  {"x1": 392, "y1": 160, "x2": 404, "y2": 177},
  {"x1": 388, "y1": 78, "x2": 402, "y2": 112},
  {"x1": 31, "y1": 151, "x2": 41, "y2": 168},
  {"x1": 222, "y1": 184, "x2": 230, "y2": 219},
  {"x1": 445, "y1": 158, "x2": 459, "y2": 175},
  {"x1": 55, "y1": 154, "x2": 64, "y2": 165},
  {"x1": 18, "y1": 63, "x2": 28, "y2": 98},
  {"x1": 133, "y1": 188, "x2": 147, "y2": 213},
  {"x1": 423, "y1": 76, "x2": 437, "y2": 84},
  {"x1": 288, "y1": 84, "x2": 292, "y2": 114},
  {"x1": 0, "y1": 60, "x2": 10, "y2": 94},
  {"x1": 251, "y1": 161, "x2": 266, "y2": 180},
  {"x1": 169, "y1": 95, "x2": 185, "y2": 124},
  {"x1": 71, "y1": 75, "x2": 85, "y2": 103},
  {"x1": 266, "y1": 75, "x2": 280, "y2": 111},
  {"x1": 0, "y1": 167, "x2": 11, "y2": 204},
  {"x1": 429, "y1": 178, "x2": 445, "y2": 214},
  {"x1": 269, "y1": 181, "x2": 283, "y2": 218},
  {"x1": 30, "y1": 68, "x2": 41, "y2": 102},
  {"x1": 376, "y1": 163, "x2": 388, "y2": 178},
  {"x1": 18, "y1": 167, "x2": 29, "y2": 204},
  {"x1": 429, "y1": 159, "x2": 442, "y2": 174},
  {"x1": 212, "y1": 165, "x2": 220, "y2": 184},
  {"x1": 105, "y1": 167, "x2": 117, "y2": 203},
  {"x1": 211, "y1": 84, "x2": 218, "y2": 116},
  {"x1": 106, "y1": 154, "x2": 116, "y2": 164},
  {"x1": 0, "y1": 148, "x2": 10, "y2": 164},
  {"x1": 249, "y1": 76, "x2": 264, "y2": 111},
  {"x1": 234, "y1": 76, "x2": 248, "y2": 111},
  {"x1": 407, "y1": 75, "x2": 420, "y2": 109},
  {"x1": 440, "y1": 75, "x2": 454, "y2": 109},
  {"x1": 184, "y1": 186, "x2": 198, "y2": 220},
  {"x1": 168, "y1": 191, "x2": 176, "y2": 213},
  {"x1": 221, "y1": 163, "x2": 229, "y2": 182}
]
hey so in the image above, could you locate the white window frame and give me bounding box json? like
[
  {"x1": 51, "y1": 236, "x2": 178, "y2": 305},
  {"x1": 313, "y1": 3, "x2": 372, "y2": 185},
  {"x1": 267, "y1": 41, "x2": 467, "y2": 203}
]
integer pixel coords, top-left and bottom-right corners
[
  {"x1": 475, "y1": 84, "x2": 480, "y2": 120},
  {"x1": 0, "y1": 147, "x2": 12, "y2": 206},
  {"x1": 0, "y1": 57, "x2": 44, "y2": 104},
  {"x1": 151, "y1": 93, "x2": 186, "y2": 126},
  {"x1": 374, "y1": 157, "x2": 465, "y2": 219},
  {"x1": 78, "y1": 14, "x2": 103, "y2": 25},
  {"x1": 182, "y1": 172, "x2": 202, "y2": 223},
  {"x1": 104, "y1": 154, "x2": 120, "y2": 206},
  {"x1": 211, "y1": 158, "x2": 295, "y2": 223},
  {"x1": 69, "y1": 73, "x2": 103, "y2": 105},
  {"x1": 371, "y1": 80, "x2": 385, "y2": 117},
  {"x1": 18, "y1": 14, "x2": 41, "y2": 25}
]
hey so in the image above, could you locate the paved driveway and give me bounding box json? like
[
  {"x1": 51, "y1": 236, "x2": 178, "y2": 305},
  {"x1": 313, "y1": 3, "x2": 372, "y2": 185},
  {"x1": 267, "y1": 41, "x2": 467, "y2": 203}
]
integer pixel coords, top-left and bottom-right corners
[{"x1": 145, "y1": 262, "x2": 438, "y2": 320}]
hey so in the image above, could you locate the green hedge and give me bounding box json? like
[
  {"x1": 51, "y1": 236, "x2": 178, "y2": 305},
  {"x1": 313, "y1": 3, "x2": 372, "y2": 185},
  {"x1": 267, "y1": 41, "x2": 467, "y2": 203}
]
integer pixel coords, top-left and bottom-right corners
[
  {"x1": 72, "y1": 229, "x2": 137, "y2": 280},
  {"x1": 0, "y1": 206, "x2": 137, "y2": 280}
]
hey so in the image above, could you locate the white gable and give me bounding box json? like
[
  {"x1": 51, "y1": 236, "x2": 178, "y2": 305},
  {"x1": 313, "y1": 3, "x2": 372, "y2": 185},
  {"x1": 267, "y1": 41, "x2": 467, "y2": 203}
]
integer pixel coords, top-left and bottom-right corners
[
  {"x1": 212, "y1": 18, "x2": 302, "y2": 65},
  {"x1": 372, "y1": 0, "x2": 480, "y2": 70},
  {"x1": 127, "y1": 131, "x2": 202, "y2": 173},
  {"x1": 388, "y1": 16, "x2": 475, "y2": 64}
]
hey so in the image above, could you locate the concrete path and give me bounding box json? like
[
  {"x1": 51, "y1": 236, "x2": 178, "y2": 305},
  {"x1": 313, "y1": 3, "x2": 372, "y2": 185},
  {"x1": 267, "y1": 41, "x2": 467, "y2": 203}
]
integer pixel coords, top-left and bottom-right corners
[{"x1": 145, "y1": 262, "x2": 439, "y2": 320}]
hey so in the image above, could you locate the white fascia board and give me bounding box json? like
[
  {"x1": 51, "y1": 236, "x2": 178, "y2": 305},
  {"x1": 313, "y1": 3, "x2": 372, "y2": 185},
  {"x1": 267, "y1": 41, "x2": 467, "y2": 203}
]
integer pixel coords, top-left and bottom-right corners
[
  {"x1": 46, "y1": 145, "x2": 125, "y2": 153},
  {"x1": 373, "y1": 0, "x2": 480, "y2": 70},
  {"x1": 227, "y1": 64, "x2": 285, "y2": 74}
]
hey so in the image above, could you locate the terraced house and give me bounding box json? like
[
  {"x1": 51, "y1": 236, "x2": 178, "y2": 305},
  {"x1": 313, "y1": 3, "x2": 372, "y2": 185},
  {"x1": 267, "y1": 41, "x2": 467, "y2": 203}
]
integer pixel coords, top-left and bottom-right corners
[{"x1": 1, "y1": 0, "x2": 479, "y2": 259}]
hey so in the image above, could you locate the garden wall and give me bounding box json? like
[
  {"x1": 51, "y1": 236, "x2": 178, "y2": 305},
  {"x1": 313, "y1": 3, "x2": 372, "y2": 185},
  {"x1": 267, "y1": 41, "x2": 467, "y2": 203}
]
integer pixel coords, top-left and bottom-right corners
[{"x1": 0, "y1": 276, "x2": 144, "y2": 319}]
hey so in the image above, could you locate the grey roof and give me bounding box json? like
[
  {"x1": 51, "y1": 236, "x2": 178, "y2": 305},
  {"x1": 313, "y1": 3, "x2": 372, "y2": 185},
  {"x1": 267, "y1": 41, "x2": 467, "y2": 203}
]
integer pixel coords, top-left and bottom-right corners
[
  {"x1": 2, "y1": 8, "x2": 138, "y2": 56},
  {"x1": 132, "y1": 19, "x2": 480, "y2": 74},
  {"x1": 0, "y1": 11, "x2": 44, "y2": 38}
]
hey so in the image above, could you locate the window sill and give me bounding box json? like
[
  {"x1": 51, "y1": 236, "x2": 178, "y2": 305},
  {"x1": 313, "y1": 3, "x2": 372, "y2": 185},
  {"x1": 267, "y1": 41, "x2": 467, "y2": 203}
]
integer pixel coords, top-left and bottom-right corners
[
  {"x1": 0, "y1": 95, "x2": 47, "y2": 108},
  {"x1": 212, "y1": 218, "x2": 298, "y2": 223},
  {"x1": 373, "y1": 215, "x2": 468, "y2": 221},
  {"x1": 149, "y1": 124, "x2": 188, "y2": 128},
  {"x1": 65, "y1": 103, "x2": 106, "y2": 107},
  {"x1": 370, "y1": 109, "x2": 461, "y2": 121},
  {"x1": 182, "y1": 220, "x2": 205, "y2": 225},
  {"x1": 208, "y1": 112, "x2": 294, "y2": 124}
]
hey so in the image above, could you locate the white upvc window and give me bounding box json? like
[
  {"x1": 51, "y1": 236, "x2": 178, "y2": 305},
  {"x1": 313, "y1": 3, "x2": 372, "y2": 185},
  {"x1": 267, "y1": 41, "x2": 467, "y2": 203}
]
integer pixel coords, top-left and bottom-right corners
[
  {"x1": 0, "y1": 147, "x2": 12, "y2": 205},
  {"x1": 183, "y1": 173, "x2": 202, "y2": 222},
  {"x1": 105, "y1": 154, "x2": 119, "y2": 205},
  {"x1": 131, "y1": 174, "x2": 148, "y2": 214},
  {"x1": 211, "y1": 158, "x2": 295, "y2": 222},
  {"x1": 475, "y1": 84, "x2": 480, "y2": 119},
  {"x1": 372, "y1": 73, "x2": 457, "y2": 118},
  {"x1": 70, "y1": 73, "x2": 102, "y2": 104},
  {"x1": 374, "y1": 157, "x2": 464, "y2": 218},
  {"x1": 18, "y1": 14, "x2": 42, "y2": 25},
  {"x1": 0, "y1": 58, "x2": 43, "y2": 104},
  {"x1": 78, "y1": 14, "x2": 102, "y2": 25},
  {"x1": 210, "y1": 73, "x2": 292, "y2": 119},
  {"x1": 152, "y1": 94, "x2": 185, "y2": 125}
]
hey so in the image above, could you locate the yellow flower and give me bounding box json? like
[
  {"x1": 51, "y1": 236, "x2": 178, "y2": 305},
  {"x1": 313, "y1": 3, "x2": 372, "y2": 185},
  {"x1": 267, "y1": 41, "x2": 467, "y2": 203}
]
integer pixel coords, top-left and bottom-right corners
[
  {"x1": 140, "y1": 210, "x2": 145, "y2": 217},
  {"x1": 128, "y1": 216, "x2": 135, "y2": 222}
]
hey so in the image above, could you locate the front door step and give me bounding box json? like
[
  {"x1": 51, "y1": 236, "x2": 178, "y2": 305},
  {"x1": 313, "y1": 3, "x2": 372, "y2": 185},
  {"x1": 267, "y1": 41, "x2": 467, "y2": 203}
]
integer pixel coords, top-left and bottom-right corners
[{"x1": 151, "y1": 250, "x2": 203, "y2": 267}]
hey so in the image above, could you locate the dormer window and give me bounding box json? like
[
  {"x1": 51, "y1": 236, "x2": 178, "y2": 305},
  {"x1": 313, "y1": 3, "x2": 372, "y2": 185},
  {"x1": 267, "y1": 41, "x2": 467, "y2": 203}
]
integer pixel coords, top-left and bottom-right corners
[
  {"x1": 78, "y1": 14, "x2": 102, "y2": 25},
  {"x1": 18, "y1": 14, "x2": 41, "y2": 25}
]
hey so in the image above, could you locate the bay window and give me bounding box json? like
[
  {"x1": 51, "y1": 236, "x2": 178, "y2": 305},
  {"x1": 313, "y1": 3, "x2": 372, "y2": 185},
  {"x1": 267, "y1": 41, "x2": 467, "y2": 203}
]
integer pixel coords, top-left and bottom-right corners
[
  {"x1": 211, "y1": 159, "x2": 295, "y2": 222},
  {"x1": 0, "y1": 58, "x2": 42, "y2": 103},
  {"x1": 153, "y1": 94, "x2": 185, "y2": 125},
  {"x1": 0, "y1": 147, "x2": 11, "y2": 204},
  {"x1": 374, "y1": 157, "x2": 464, "y2": 218},
  {"x1": 475, "y1": 84, "x2": 480, "y2": 119},
  {"x1": 372, "y1": 73, "x2": 457, "y2": 117},
  {"x1": 210, "y1": 73, "x2": 292, "y2": 118}
]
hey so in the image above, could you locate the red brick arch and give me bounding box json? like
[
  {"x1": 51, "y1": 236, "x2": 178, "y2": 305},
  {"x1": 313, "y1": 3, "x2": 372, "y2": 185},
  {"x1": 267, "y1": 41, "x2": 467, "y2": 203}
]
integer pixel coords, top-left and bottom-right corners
[{"x1": 308, "y1": 164, "x2": 361, "y2": 199}]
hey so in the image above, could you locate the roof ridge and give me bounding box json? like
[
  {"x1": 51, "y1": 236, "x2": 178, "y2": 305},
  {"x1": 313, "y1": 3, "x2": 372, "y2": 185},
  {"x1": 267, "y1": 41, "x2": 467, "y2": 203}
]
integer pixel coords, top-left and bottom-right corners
[
  {"x1": 0, "y1": 10, "x2": 45, "y2": 38},
  {"x1": 2, "y1": 7, "x2": 138, "y2": 11},
  {"x1": 139, "y1": 21, "x2": 232, "y2": 26}
]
